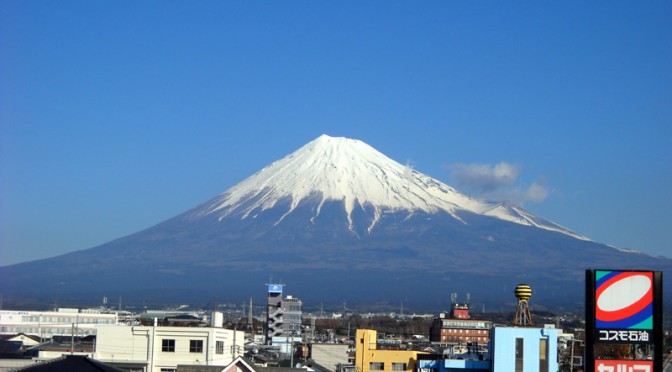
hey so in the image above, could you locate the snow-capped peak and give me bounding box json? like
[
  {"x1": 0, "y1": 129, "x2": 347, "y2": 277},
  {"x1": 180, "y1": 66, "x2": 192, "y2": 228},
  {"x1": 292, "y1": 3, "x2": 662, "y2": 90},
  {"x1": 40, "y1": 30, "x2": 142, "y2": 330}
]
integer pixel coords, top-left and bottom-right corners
[{"x1": 201, "y1": 134, "x2": 587, "y2": 240}]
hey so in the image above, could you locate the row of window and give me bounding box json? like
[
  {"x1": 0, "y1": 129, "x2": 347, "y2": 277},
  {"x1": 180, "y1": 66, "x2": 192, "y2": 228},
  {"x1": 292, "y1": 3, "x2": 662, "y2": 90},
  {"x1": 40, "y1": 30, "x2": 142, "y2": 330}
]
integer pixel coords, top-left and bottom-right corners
[
  {"x1": 369, "y1": 362, "x2": 407, "y2": 371},
  {"x1": 0, "y1": 326, "x2": 95, "y2": 336},
  {"x1": 443, "y1": 329, "x2": 488, "y2": 334},
  {"x1": 440, "y1": 336, "x2": 488, "y2": 342},
  {"x1": 20, "y1": 316, "x2": 115, "y2": 324},
  {"x1": 441, "y1": 320, "x2": 490, "y2": 328},
  {"x1": 161, "y1": 339, "x2": 225, "y2": 354}
]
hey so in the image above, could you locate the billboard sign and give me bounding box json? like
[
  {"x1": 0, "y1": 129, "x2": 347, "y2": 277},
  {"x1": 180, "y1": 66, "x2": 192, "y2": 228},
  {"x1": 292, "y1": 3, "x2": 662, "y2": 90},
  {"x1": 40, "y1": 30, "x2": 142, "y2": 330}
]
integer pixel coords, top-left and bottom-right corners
[
  {"x1": 594, "y1": 360, "x2": 653, "y2": 372},
  {"x1": 585, "y1": 270, "x2": 662, "y2": 372},
  {"x1": 594, "y1": 270, "x2": 653, "y2": 342},
  {"x1": 267, "y1": 284, "x2": 284, "y2": 293}
]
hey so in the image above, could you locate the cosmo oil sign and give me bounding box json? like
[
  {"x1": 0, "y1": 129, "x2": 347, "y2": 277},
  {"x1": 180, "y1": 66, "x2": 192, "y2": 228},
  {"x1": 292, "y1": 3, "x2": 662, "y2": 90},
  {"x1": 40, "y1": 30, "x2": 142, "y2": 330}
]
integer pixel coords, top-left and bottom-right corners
[
  {"x1": 595, "y1": 271, "x2": 653, "y2": 341},
  {"x1": 585, "y1": 270, "x2": 663, "y2": 372}
]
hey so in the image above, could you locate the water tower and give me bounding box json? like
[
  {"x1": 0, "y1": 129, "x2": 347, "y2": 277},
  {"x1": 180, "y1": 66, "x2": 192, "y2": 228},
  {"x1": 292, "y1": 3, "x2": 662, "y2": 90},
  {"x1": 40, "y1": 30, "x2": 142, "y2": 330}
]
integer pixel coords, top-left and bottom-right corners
[{"x1": 513, "y1": 284, "x2": 533, "y2": 326}]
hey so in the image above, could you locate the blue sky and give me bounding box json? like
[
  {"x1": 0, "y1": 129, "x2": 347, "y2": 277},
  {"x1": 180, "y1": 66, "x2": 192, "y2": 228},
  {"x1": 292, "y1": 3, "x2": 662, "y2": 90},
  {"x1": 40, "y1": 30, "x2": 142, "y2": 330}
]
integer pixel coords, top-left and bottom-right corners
[{"x1": 1, "y1": 1, "x2": 670, "y2": 266}]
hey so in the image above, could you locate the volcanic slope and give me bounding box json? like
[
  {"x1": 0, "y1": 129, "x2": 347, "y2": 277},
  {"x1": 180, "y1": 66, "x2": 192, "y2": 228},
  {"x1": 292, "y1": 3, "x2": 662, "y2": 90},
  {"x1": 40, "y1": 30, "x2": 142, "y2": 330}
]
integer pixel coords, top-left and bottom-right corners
[{"x1": 1, "y1": 134, "x2": 669, "y2": 309}]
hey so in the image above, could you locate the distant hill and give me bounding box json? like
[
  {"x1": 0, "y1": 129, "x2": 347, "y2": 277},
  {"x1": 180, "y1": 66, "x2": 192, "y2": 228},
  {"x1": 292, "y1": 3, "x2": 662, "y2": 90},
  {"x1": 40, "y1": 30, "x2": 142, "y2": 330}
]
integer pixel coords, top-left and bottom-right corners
[{"x1": 1, "y1": 135, "x2": 669, "y2": 311}]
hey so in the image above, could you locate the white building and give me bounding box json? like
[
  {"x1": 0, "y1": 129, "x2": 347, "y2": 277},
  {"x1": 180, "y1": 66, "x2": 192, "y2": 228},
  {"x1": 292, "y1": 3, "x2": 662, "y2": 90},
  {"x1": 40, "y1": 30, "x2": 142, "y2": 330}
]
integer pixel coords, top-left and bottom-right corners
[
  {"x1": 94, "y1": 324, "x2": 245, "y2": 372},
  {"x1": 0, "y1": 309, "x2": 118, "y2": 339}
]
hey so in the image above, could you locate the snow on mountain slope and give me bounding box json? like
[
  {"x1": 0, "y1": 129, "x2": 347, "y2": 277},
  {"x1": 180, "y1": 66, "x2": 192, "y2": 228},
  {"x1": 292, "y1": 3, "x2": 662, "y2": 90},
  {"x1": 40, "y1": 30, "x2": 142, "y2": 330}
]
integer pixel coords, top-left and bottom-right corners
[
  {"x1": 481, "y1": 203, "x2": 589, "y2": 241},
  {"x1": 201, "y1": 134, "x2": 588, "y2": 240}
]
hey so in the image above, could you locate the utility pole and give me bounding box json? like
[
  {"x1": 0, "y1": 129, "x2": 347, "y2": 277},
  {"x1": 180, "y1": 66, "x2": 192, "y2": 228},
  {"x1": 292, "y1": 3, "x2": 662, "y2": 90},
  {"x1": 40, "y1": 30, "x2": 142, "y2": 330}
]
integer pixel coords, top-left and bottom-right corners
[
  {"x1": 233, "y1": 325, "x2": 237, "y2": 358},
  {"x1": 290, "y1": 329, "x2": 294, "y2": 367},
  {"x1": 569, "y1": 339, "x2": 574, "y2": 371},
  {"x1": 70, "y1": 323, "x2": 74, "y2": 354},
  {"x1": 248, "y1": 298, "x2": 253, "y2": 330}
]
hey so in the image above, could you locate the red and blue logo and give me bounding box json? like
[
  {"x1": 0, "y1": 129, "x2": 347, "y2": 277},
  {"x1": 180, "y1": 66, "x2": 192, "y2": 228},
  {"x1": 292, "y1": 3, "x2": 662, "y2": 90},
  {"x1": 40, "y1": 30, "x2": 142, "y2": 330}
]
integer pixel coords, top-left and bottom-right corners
[{"x1": 595, "y1": 271, "x2": 653, "y2": 329}]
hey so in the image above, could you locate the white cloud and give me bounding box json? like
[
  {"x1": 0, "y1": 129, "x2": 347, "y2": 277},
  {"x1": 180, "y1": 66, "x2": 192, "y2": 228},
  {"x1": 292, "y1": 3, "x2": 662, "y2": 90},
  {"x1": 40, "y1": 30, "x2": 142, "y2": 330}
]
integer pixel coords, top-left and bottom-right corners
[
  {"x1": 524, "y1": 179, "x2": 549, "y2": 202},
  {"x1": 403, "y1": 160, "x2": 415, "y2": 181},
  {"x1": 447, "y1": 162, "x2": 549, "y2": 205}
]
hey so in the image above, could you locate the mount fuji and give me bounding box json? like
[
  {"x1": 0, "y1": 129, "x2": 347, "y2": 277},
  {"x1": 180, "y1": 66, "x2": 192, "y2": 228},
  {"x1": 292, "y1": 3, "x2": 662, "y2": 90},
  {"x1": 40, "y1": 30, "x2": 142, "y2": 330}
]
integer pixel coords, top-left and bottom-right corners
[{"x1": 1, "y1": 135, "x2": 670, "y2": 310}]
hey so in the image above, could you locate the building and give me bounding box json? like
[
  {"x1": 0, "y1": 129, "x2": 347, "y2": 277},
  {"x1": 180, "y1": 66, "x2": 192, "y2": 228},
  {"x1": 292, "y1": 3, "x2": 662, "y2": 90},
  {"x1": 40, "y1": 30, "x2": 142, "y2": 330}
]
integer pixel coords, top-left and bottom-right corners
[
  {"x1": 94, "y1": 324, "x2": 245, "y2": 372},
  {"x1": 266, "y1": 284, "x2": 284, "y2": 344},
  {"x1": 354, "y1": 329, "x2": 427, "y2": 372},
  {"x1": 220, "y1": 356, "x2": 317, "y2": 372},
  {"x1": 418, "y1": 325, "x2": 560, "y2": 372},
  {"x1": 13, "y1": 354, "x2": 123, "y2": 371},
  {"x1": 266, "y1": 284, "x2": 302, "y2": 351},
  {"x1": 489, "y1": 325, "x2": 559, "y2": 372},
  {"x1": 429, "y1": 302, "x2": 491, "y2": 346},
  {"x1": 417, "y1": 354, "x2": 489, "y2": 372},
  {"x1": 309, "y1": 343, "x2": 351, "y2": 372},
  {"x1": 0, "y1": 333, "x2": 41, "y2": 348},
  {"x1": 0, "y1": 309, "x2": 118, "y2": 339}
]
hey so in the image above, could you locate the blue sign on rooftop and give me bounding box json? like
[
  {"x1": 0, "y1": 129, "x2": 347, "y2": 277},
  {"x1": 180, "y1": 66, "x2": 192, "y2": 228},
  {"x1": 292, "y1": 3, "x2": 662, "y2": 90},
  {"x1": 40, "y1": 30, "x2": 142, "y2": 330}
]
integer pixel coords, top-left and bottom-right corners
[{"x1": 268, "y1": 284, "x2": 283, "y2": 293}]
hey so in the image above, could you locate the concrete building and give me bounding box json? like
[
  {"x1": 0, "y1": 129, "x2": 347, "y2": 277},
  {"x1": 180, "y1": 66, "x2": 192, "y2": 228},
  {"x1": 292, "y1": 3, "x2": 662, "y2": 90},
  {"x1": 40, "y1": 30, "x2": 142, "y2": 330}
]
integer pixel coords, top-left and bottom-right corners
[
  {"x1": 0, "y1": 309, "x2": 118, "y2": 339},
  {"x1": 266, "y1": 284, "x2": 302, "y2": 351},
  {"x1": 354, "y1": 329, "x2": 427, "y2": 372},
  {"x1": 94, "y1": 324, "x2": 244, "y2": 372},
  {"x1": 309, "y1": 343, "x2": 351, "y2": 372}
]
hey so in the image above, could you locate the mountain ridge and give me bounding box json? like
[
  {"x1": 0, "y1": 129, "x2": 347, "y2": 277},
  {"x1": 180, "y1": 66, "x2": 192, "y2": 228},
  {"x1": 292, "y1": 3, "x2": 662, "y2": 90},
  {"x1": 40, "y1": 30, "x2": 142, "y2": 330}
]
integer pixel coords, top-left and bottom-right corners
[{"x1": 0, "y1": 134, "x2": 669, "y2": 310}]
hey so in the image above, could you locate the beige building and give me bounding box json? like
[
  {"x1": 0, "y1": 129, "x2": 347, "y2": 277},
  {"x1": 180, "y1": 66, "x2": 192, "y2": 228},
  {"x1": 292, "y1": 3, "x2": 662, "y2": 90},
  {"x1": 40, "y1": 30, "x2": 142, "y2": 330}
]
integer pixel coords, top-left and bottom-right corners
[{"x1": 94, "y1": 324, "x2": 244, "y2": 372}]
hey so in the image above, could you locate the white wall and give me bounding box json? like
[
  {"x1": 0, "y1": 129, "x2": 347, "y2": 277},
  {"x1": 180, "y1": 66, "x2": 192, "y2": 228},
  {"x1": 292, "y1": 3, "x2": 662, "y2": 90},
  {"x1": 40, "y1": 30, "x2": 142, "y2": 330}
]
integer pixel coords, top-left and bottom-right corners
[{"x1": 310, "y1": 343, "x2": 350, "y2": 372}]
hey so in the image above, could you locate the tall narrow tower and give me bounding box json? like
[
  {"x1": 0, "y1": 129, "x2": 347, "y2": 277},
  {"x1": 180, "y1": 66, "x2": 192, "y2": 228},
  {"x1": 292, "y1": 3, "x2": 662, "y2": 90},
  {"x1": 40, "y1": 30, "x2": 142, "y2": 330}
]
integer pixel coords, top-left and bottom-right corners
[
  {"x1": 266, "y1": 283, "x2": 284, "y2": 345},
  {"x1": 513, "y1": 284, "x2": 533, "y2": 326}
]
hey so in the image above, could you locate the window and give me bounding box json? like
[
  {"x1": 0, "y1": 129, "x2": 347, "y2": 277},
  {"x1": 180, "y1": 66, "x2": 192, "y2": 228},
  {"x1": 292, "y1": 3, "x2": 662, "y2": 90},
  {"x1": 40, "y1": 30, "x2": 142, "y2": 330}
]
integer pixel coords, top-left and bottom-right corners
[
  {"x1": 370, "y1": 362, "x2": 384, "y2": 370},
  {"x1": 539, "y1": 338, "x2": 549, "y2": 372},
  {"x1": 392, "y1": 363, "x2": 407, "y2": 371},
  {"x1": 515, "y1": 338, "x2": 524, "y2": 372},
  {"x1": 162, "y1": 339, "x2": 175, "y2": 352},
  {"x1": 190, "y1": 339, "x2": 203, "y2": 353},
  {"x1": 216, "y1": 341, "x2": 224, "y2": 354}
]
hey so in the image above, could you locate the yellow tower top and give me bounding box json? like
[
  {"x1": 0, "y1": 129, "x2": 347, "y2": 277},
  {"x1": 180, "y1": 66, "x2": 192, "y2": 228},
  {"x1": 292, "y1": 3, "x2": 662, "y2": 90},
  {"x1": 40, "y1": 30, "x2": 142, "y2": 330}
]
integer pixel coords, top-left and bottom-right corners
[{"x1": 514, "y1": 284, "x2": 532, "y2": 301}]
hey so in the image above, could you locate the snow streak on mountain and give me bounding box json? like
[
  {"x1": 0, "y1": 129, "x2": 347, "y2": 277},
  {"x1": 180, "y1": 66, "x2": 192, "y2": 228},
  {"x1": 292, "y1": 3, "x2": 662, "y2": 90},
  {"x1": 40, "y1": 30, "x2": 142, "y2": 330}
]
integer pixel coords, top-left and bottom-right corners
[{"x1": 199, "y1": 134, "x2": 587, "y2": 240}]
